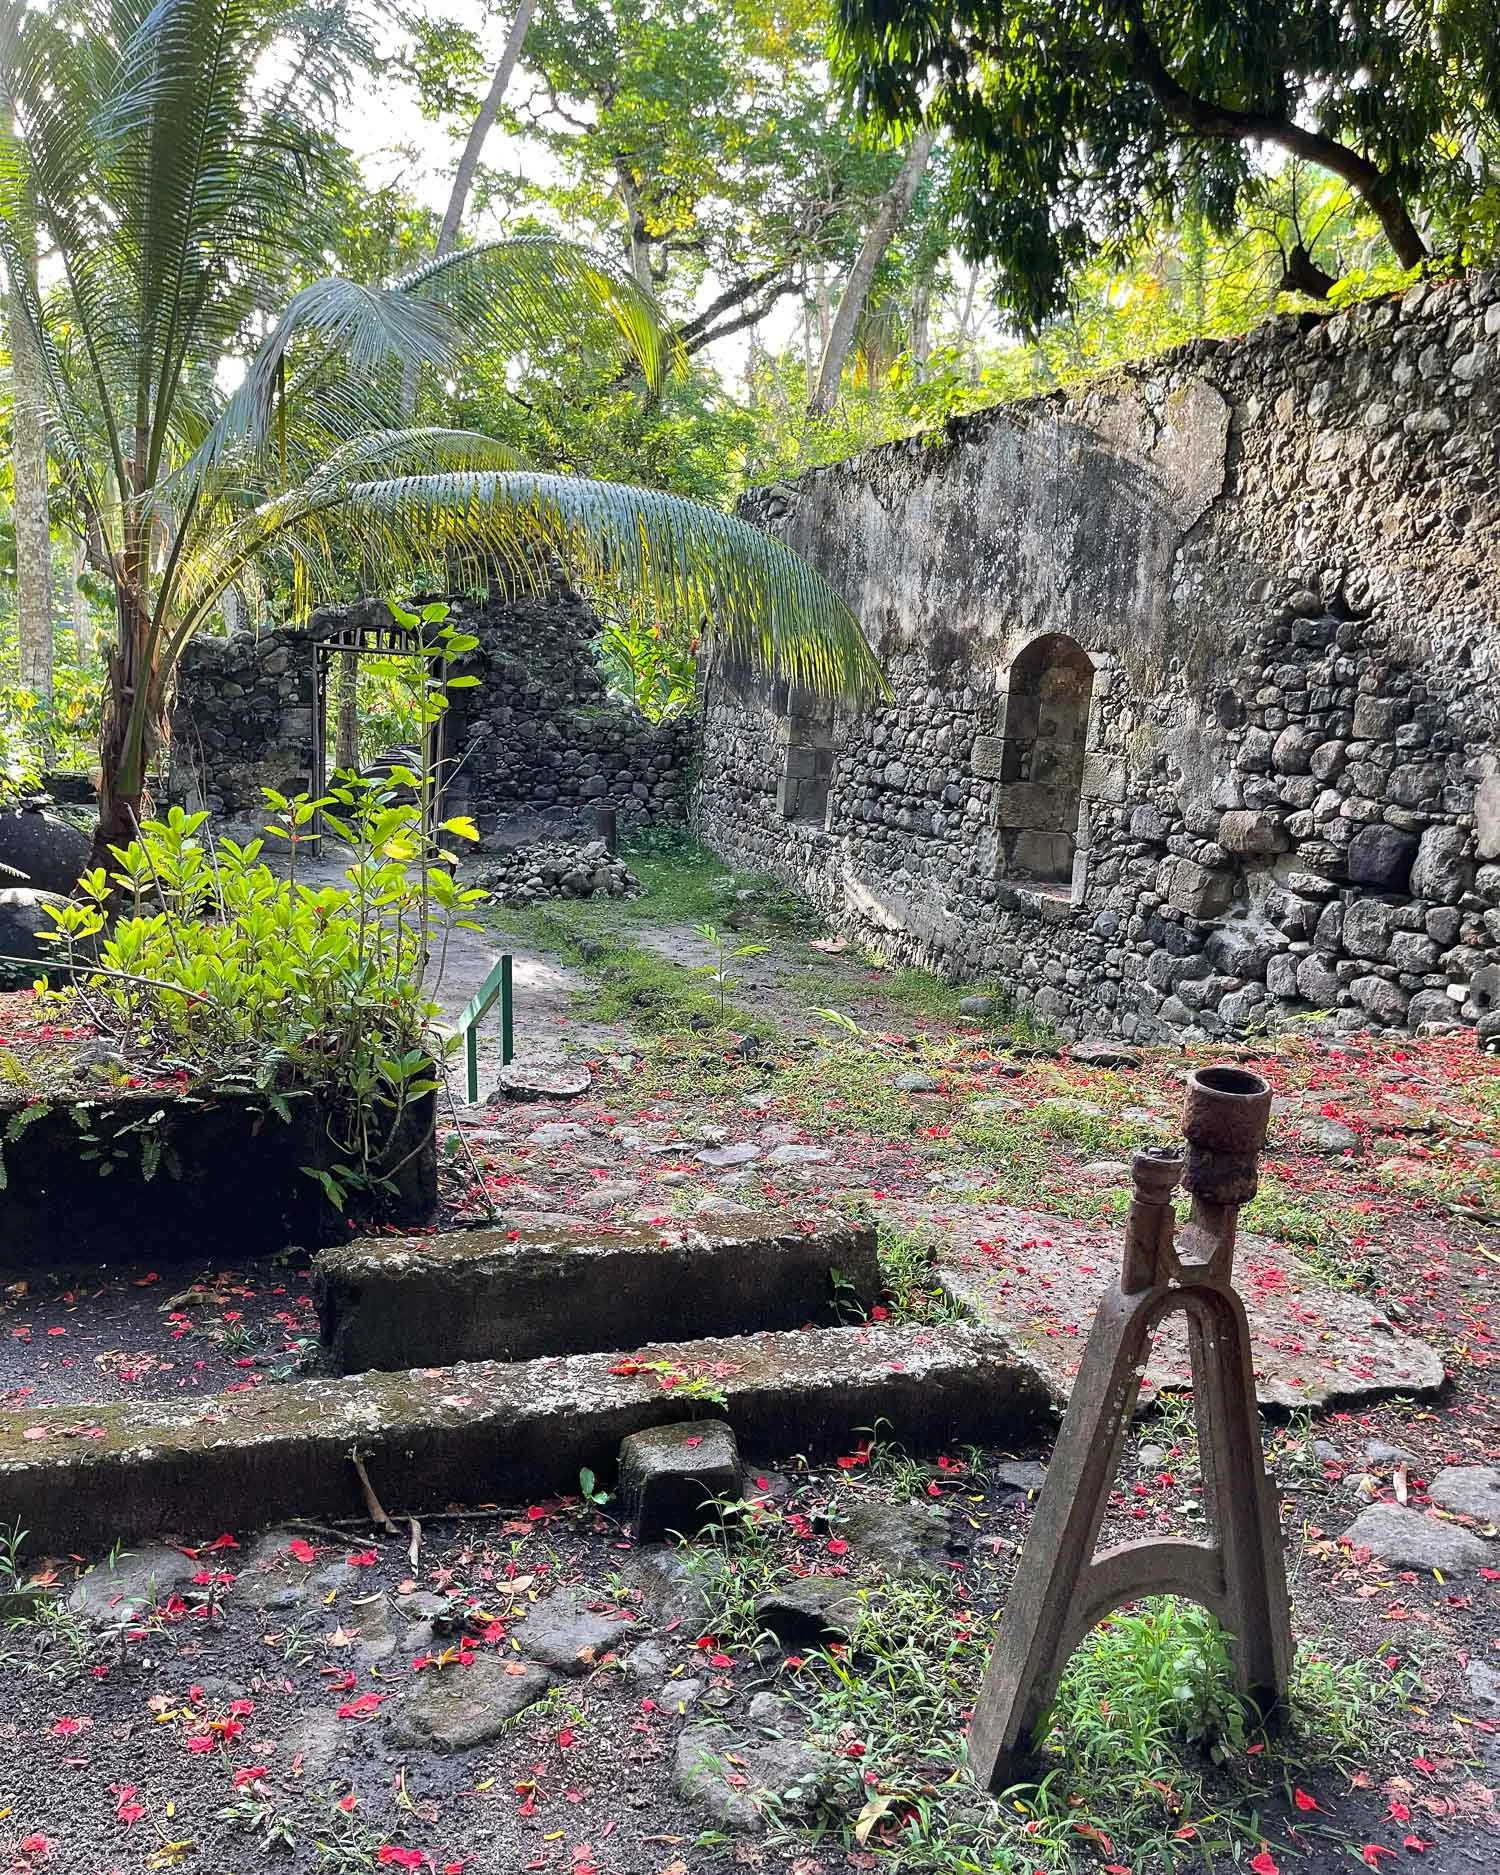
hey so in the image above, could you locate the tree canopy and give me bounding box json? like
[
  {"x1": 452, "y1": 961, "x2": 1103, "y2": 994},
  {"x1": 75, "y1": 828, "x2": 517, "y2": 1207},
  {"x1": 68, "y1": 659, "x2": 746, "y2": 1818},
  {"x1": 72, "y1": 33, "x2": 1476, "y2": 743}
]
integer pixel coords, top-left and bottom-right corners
[{"x1": 834, "y1": 0, "x2": 1500, "y2": 325}]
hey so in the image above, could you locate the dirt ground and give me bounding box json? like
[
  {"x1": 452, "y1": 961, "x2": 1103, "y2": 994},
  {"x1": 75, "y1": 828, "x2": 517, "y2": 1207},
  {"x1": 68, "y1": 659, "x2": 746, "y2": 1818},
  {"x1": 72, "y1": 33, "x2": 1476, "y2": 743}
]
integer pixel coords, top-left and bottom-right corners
[{"x1": 0, "y1": 844, "x2": 1497, "y2": 1875}]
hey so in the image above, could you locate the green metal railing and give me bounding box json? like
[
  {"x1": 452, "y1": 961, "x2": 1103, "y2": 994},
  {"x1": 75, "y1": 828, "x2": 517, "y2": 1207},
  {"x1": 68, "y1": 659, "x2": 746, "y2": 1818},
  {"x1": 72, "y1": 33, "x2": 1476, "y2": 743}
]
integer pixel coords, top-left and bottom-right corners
[{"x1": 457, "y1": 953, "x2": 514, "y2": 1103}]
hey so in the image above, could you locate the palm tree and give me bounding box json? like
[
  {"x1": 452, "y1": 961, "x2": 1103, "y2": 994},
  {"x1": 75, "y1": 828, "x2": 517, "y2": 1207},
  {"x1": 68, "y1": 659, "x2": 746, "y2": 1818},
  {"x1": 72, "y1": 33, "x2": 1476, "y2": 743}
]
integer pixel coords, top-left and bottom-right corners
[{"x1": 0, "y1": 0, "x2": 881, "y2": 868}]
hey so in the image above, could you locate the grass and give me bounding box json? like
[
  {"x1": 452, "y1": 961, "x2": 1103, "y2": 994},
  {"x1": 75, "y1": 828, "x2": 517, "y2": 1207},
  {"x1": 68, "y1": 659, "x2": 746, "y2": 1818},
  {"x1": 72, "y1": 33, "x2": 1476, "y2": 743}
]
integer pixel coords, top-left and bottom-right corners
[
  {"x1": 868, "y1": 1225, "x2": 972, "y2": 1325},
  {"x1": 1241, "y1": 1177, "x2": 1379, "y2": 1290},
  {"x1": 775, "y1": 1584, "x2": 1406, "y2": 1874}
]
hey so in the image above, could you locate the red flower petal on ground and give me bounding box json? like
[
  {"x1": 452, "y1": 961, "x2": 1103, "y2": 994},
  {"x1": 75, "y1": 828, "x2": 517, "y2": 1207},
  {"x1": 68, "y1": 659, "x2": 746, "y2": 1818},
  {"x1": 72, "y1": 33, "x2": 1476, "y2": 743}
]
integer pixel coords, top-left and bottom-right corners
[
  {"x1": 185, "y1": 1734, "x2": 215, "y2": 1754},
  {"x1": 19, "y1": 1835, "x2": 53, "y2": 1857},
  {"x1": 287, "y1": 1537, "x2": 317, "y2": 1563},
  {"x1": 557, "y1": 1727, "x2": 576, "y2": 1748},
  {"x1": 375, "y1": 1849, "x2": 426, "y2": 1869},
  {"x1": 337, "y1": 1693, "x2": 385, "y2": 1719},
  {"x1": 826, "y1": 1538, "x2": 850, "y2": 1555},
  {"x1": 1361, "y1": 1849, "x2": 1395, "y2": 1869},
  {"x1": 1293, "y1": 1789, "x2": 1323, "y2": 1812},
  {"x1": 232, "y1": 1766, "x2": 270, "y2": 1788},
  {"x1": 48, "y1": 1717, "x2": 87, "y2": 1737},
  {"x1": 1249, "y1": 1850, "x2": 1279, "y2": 1875},
  {"x1": 348, "y1": 1549, "x2": 378, "y2": 1566}
]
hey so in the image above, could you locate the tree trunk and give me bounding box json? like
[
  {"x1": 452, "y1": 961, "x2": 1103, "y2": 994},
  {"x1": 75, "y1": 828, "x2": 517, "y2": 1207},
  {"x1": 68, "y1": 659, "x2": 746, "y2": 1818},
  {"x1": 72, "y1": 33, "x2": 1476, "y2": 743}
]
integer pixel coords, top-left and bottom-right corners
[
  {"x1": 334, "y1": 648, "x2": 360, "y2": 772},
  {"x1": 435, "y1": 0, "x2": 536, "y2": 261},
  {"x1": 401, "y1": 0, "x2": 536, "y2": 418},
  {"x1": 91, "y1": 596, "x2": 154, "y2": 871},
  {"x1": 10, "y1": 254, "x2": 53, "y2": 751},
  {"x1": 808, "y1": 130, "x2": 934, "y2": 418},
  {"x1": 910, "y1": 280, "x2": 931, "y2": 378},
  {"x1": 66, "y1": 535, "x2": 91, "y2": 662},
  {"x1": 616, "y1": 168, "x2": 655, "y2": 295}
]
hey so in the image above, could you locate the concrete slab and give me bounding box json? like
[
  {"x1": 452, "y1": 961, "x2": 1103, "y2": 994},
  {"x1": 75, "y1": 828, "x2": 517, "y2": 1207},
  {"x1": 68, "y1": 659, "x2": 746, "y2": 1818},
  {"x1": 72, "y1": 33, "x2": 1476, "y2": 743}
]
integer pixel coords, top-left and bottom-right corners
[
  {"x1": 0, "y1": 1321, "x2": 1052, "y2": 1554},
  {"x1": 927, "y1": 1205, "x2": 1444, "y2": 1411},
  {"x1": 315, "y1": 1214, "x2": 881, "y2": 1373}
]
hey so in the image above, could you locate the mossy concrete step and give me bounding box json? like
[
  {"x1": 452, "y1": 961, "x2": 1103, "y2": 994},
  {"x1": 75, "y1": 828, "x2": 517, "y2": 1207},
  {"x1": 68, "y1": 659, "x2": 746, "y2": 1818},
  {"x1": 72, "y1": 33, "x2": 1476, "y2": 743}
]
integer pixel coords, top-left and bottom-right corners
[
  {"x1": 315, "y1": 1214, "x2": 880, "y2": 1373},
  {"x1": 0, "y1": 1321, "x2": 1052, "y2": 1554}
]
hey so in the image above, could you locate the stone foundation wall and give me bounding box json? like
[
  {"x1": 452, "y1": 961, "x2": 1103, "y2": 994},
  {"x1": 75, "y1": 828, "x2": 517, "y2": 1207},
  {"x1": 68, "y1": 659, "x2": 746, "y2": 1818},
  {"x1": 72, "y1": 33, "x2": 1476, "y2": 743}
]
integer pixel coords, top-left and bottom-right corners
[
  {"x1": 173, "y1": 590, "x2": 692, "y2": 835},
  {"x1": 695, "y1": 273, "x2": 1500, "y2": 1042}
]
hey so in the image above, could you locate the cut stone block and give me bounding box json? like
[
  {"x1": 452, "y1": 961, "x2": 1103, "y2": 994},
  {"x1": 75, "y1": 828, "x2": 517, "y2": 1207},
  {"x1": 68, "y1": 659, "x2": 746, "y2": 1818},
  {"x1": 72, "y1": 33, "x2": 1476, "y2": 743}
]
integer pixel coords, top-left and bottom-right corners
[
  {"x1": 315, "y1": 1213, "x2": 881, "y2": 1373},
  {"x1": 0, "y1": 1320, "x2": 1052, "y2": 1555},
  {"x1": 618, "y1": 1418, "x2": 741, "y2": 1541}
]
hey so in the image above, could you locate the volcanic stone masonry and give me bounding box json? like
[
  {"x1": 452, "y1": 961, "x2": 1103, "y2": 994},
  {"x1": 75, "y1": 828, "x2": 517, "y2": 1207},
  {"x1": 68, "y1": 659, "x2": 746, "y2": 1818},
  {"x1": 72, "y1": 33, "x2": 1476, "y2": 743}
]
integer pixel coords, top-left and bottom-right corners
[
  {"x1": 694, "y1": 271, "x2": 1500, "y2": 1043},
  {"x1": 170, "y1": 590, "x2": 691, "y2": 838}
]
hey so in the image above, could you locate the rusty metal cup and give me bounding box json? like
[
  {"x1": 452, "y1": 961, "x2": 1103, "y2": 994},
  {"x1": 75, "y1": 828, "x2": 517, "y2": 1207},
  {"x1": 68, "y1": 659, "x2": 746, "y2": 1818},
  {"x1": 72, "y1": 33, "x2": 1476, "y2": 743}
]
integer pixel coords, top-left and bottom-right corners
[{"x1": 1181, "y1": 1065, "x2": 1272, "y2": 1208}]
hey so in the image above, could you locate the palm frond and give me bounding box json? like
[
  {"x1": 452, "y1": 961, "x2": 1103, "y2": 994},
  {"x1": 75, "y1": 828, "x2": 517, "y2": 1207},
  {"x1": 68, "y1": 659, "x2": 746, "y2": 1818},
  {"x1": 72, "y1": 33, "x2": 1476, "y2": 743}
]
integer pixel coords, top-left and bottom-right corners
[
  {"x1": 176, "y1": 470, "x2": 885, "y2": 703},
  {"x1": 395, "y1": 235, "x2": 682, "y2": 393}
]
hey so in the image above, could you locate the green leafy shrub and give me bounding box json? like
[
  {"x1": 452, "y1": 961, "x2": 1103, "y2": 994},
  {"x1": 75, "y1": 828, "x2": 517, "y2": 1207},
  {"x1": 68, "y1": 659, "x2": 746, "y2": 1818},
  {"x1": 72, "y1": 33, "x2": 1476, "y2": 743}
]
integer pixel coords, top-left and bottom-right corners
[{"x1": 37, "y1": 777, "x2": 486, "y2": 1199}]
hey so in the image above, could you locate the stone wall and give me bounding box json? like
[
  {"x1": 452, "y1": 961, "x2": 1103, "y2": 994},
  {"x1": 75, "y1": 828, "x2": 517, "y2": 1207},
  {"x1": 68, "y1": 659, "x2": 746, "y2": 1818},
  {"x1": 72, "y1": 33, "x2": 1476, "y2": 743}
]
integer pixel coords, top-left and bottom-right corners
[
  {"x1": 171, "y1": 625, "x2": 316, "y2": 820},
  {"x1": 695, "y1": 273, "x2": 1500, "y2": 1042},
  {"x1": 173, "y1": 590, "x2": 692, "y2": 836}
]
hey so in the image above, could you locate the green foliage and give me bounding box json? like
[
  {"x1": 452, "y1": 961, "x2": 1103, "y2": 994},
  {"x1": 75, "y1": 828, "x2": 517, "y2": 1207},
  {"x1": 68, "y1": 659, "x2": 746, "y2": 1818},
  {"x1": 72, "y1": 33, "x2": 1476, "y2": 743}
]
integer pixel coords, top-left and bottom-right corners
[
  {"x1": 836, "y1": 0, "x2": 1500, "y2": 324},
  {"x1": 786, "y1": 1584, "x2": 1403, "y2": 1872},
  {"x1": 597, "y1": 613, "x2": 698, "y2": 720},
  {"x1": 0, "y1": 0, "x2": 879, "y2": 841},
  {"x1": 36, "y1": 778, "x2": 486, "y2": 1198}
]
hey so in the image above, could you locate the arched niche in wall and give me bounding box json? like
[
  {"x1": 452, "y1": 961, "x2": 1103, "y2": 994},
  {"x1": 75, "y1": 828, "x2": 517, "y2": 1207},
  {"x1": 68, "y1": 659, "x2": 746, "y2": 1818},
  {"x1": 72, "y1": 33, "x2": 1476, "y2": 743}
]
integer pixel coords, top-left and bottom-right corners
[{"x1": 990, "y1": 632, "x2": 1097, "y2": 888}]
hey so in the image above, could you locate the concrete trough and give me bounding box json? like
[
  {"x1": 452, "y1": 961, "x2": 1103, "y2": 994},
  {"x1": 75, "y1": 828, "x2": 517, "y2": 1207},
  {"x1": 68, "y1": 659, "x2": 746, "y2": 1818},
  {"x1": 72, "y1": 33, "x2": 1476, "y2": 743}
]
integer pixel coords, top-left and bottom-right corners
[
  {"x1": 0, "y1": 1320, "x2": 1052, "y2": 1554},
  {"x1": 314, "y1": 1214, "x2": 882, "y2": 1373}
]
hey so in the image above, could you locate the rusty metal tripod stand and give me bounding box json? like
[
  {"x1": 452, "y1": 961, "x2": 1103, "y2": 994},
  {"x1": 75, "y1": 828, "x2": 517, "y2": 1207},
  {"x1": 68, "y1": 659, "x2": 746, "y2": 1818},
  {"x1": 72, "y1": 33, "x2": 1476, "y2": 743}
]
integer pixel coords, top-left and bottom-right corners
[{"x1": 968, "y1": 1065, "x2": 1293, "y2": 1792}]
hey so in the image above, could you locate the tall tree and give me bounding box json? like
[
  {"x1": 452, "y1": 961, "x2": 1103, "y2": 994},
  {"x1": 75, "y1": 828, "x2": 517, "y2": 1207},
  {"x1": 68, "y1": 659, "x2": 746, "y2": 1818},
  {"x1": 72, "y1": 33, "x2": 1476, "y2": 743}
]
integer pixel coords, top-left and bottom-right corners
[
  {"x1": 835, "y1": 0, "x2": 1500, "y2": 326},
  {"x1": 7, "y1": 204, "x2": 51, "y2": 742},
  {"x1": 0, "y1": 0, "x2": 880, "y2": 865},
  {"x1": 808, "y1": 127, "x2": 931, "y2": 415},
  {"x1": 435, "y1": 0, "x2": 537, "y2": 261}
]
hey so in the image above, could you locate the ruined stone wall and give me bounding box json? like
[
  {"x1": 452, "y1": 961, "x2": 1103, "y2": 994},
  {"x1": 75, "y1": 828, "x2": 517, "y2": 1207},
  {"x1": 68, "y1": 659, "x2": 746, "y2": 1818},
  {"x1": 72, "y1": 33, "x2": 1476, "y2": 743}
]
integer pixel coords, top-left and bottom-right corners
[
  {"x1": 170, "y1": 624, "x2": 316, "y2": 820},
  {"x1": 173, "y1": 590, "x2": 692, "y2": 835},
  {"x1": 695, "y1": 273, "x2": 1500, "y2": 1042}
]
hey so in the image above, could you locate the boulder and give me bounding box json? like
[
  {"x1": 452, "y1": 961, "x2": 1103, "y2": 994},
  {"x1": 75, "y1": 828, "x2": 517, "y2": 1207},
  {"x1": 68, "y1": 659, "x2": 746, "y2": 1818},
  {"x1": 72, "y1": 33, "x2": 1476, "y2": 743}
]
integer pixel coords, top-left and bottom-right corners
[
  {"x1": 1347, "y1": 824, "x2": 1418, "y2": 889},
  {"x1": 1342, "y1": 899, "x2": 1396, "y2": 961},
  {"x1": 1296, "y1": 955, "x2": 1342, "y2": 1005},
  {"x1": 1160, "y1": 858, "x2": 1236, "y2": 920},
  {"x1": 0, "y1": 804, "x2": 90, "y2": 895},
  {"x1": 1216, "y1": 810, "x2": 1287, "y2": 857},
  {"x1": 1428, "y1": 1467, "x2": 1500, "y2": 1524},
  {"x1": 1409, "y1": 825, "x2": 1473, "y2": 905},
  {"x1": 514, "y1": 1593, "x2": 635, "y2": 1674},
  {"x1": 674, "y1": 1723, "x2": 834, "y2": 1833},
  {"x1": 67, "y1": 1543, "x2": 201, "y2": 1630},
  {"x1": 1206, "y1": 922, "x2": 1285, "y2": 981},
  {"x1": 1341, "y1": 1504, "x2": 1493, "y2": 1572},
  {"x1": 754, "y1": 1575, "x2": 862, "y2": 1646},
  {"x1": 837, "y1": 1499, "x2": 950, "y2": 1574},
  {"x1": 387, "y1": 1655, "x2": 556, "y2": 1750},
  {"x1": 0, "y1": 887, "x2": 71, "y2": 988},
  {"x1": 1349, "y1": 975, "x2": 1410, "y2": 1026}
]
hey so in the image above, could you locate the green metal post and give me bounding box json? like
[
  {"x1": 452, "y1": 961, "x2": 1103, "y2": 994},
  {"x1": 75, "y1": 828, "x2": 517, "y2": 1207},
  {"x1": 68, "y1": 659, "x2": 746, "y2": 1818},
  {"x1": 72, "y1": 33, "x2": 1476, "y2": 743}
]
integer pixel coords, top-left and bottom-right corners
[
  {"x1": 465, "y1": 1025, "x2": 479, "y2": 1105},
  {"x1": 501, "y1": 953, "x2": 514, "y2": 1065}
]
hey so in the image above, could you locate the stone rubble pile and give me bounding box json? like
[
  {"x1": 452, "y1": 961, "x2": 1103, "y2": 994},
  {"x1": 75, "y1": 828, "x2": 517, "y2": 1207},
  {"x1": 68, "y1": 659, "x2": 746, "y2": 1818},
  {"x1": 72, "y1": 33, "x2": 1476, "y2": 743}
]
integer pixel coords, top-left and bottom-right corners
[{"x1": 467, "y1": 838, "x2": 641, "y2": 905}]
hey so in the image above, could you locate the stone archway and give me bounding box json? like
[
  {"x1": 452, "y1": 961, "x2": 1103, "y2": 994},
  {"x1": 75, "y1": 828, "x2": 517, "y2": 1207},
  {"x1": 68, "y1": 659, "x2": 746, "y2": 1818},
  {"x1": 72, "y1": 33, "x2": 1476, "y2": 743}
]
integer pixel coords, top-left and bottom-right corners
[{"x1": 995, "y1": 633, "x2": 1095, "y2": 886}]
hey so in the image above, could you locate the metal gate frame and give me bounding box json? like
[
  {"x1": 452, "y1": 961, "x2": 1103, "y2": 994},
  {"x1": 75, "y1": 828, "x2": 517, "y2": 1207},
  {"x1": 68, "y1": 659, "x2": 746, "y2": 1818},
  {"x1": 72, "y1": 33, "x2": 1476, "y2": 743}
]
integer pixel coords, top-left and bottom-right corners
[{"x1": 310, "y1": 616, "x2": 452, "y2": 831}]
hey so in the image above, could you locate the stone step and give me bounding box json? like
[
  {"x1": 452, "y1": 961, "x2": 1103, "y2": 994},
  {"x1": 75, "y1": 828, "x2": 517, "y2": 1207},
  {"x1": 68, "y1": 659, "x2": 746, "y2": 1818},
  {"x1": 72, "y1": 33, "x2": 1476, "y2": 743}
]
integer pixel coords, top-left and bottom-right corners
[
  {"x1": 0, "y1": 1321, "x2": 1052, "y2": 1555},
  {"x1": 315, "y1": 1214, "x2": 881, "y2": 1374}
]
